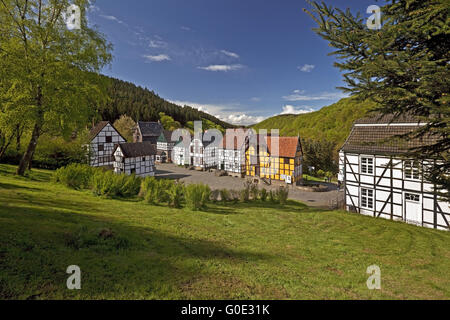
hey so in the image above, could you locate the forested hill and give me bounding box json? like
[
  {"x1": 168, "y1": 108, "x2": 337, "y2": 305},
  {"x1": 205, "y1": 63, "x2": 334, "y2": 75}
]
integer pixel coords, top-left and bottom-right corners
[
  {"x1": 97, "y1": 76, "x2": 235, "y2": 129},
  {"x1": 252, "y1": 97, "x2": 377, "y2": 153}
]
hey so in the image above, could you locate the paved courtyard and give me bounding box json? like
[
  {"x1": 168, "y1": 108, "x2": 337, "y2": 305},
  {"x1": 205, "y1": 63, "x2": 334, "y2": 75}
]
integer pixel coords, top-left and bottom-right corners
[{"x1": 156, "y1": 163, "x2": 341, "y2": 209}]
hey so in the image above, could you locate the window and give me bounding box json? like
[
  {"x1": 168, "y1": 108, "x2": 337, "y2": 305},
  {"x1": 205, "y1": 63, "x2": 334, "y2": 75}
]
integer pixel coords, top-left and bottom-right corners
[
  {"x1": 404, "y1": 160, "x2": 421, "y2": 180},
  {"x1": 361, "y1": 188, "x2": 374, "y2": 209},
  {"x1": 98, "y1": 144, "x2": 104, "y2": 152},
  {"x1": 361, "y1": 157, "x2": 374, "y2": 175},
  {"x1": 142, "y1": 157, "x2": 146, "y2": 161},
  {"x1": 106, "y1": 136, "x2": 112, "y2": 143},
  {"x1": 405, "y1": 193, "x2": 420, "y2": 202}
]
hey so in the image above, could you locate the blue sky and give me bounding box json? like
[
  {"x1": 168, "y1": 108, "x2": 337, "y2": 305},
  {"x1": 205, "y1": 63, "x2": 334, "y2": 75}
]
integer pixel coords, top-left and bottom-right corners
[{"x1": 88, "y1": 0, "x2": 376, "y2": 125}]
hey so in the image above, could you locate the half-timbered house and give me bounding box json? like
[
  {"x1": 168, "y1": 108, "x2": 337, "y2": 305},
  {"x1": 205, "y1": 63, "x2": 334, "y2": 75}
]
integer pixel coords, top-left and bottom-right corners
[
  {"x1": 156, "y1": 130, "x2": 175, "y2": 163},
  {"x1": 89, "y1": 121, "x2": 126, "y2": 167},
  {"x1": 173, "y1": 138, "x2": 190, "y2": 166},
  {"x1": 339, "y1": 114, "x2": 449, "y2": 231},
  {"x1": 249, "y1": 135, "x2": 303, "y2": 184},
  {"x1": 218, "y1": 130, "x2": 250, "y2": 177},
  {"x1": 133, "y1": 121, "x2": 164, "y2": 144},
  {"x1": 113, "y1": 142, "x2": 156, "y2": 177}
]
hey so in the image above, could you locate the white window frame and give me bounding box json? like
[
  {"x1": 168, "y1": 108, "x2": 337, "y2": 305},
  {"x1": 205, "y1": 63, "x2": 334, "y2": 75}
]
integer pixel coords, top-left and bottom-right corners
[
  {"x1": 404, "y1": 160, "x2": 421, "y2": 181},
  {"x1": 360, "y1": 156, "x2": 374, "y2": 175},
  {"x1": 360, "y1": 188, "x2": 374, "y2": 210}
]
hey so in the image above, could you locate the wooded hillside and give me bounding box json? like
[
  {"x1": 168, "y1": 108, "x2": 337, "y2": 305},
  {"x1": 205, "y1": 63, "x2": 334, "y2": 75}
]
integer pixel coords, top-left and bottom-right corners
[{"x1": 97, "y1": 76, "x2": 234, "y2": 129}]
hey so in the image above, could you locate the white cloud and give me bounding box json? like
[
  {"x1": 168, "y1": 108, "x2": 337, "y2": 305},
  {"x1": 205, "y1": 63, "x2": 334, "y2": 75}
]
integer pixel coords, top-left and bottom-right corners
[
  {"x1": 280, "y1": 105, "x2": 315, "y2": 115},
  {"x1": 149, "y1": 40, "x2": 168, "y2": 48},
  {"x1": 283, "y1": 90, "x2": 347, "y2": 102},
  {"x1": 298, "y1": 64, "x2": 315, "y2": 72},
  {"x1": 220, "y1": 50, "x2": 240, "y2": 59},
  {"x1": 181, "y1": 26, "x2": 192, "y2": 31},
  {"x1": 169, "y1": 100, "x2": 265, "y2": 126},
  {"x1": 143, "y1": 54, "x2": 171, "y2": 62},
  {"x1": 99, "y1": 14, "x2": 126, "y2": 25},
  {"x1": 251, "y1": 97, "x2": 261, "y2": 102},
  {"x1": 198, "y1": 64, "x2": 244, "y2": 72}
]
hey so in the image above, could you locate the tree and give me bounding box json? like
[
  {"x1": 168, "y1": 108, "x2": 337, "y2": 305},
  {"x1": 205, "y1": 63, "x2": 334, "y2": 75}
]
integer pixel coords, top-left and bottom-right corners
[
  {"x1": 0, "y1": 0, "x2": 112, "y2": 175},
  {"x1": 113, "y1": 115, "x2": 135, "y2": 142},
  {"x1": 305, "y1": 0, "x2": 449, "y2": 199},
  {"x1": 159, "y1": 112, "x2": 181, "y2": 131}
]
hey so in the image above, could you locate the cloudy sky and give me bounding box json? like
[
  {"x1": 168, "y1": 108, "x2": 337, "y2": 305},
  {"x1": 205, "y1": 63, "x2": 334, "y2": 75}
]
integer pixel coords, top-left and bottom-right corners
[{"x1": 88, "y1": 0, "x2": 375, "y2": 125}]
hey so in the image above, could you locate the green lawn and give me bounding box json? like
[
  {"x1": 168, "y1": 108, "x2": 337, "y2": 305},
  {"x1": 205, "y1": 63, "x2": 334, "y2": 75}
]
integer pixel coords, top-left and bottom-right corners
[{"x1": 0, "y1": 164, "x2": 449, "y2": 300}]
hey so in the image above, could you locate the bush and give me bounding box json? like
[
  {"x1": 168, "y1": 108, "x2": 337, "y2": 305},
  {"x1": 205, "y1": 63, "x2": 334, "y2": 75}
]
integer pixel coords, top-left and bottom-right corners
[
  {"x1": 167, "y1": 183, "x2": 184, "y2": 208},
  {"x1": 239, "y1": 188, "x2": 250, "y2": 203},
  {"x1": 230, "y1": 190, "x2": 240, "y2": 204},
  {"x1": 53, "y1": 163, "x2": 97, "y2": 189},
  {"x1": 219, "y1": 189, "x2": 230, "y2": 203},
  {"x1": 92, "y1": 171, "x2": 141, "y2": 198},
  {"x1": 259, "y1": 188, "x2": 268, "y2": 202},
  {"x1": 185, "y1": 184, "x2": 211, "y2": 211},
  {"x1": 269, "y1": 190, "x2": 278, "y2": 204},
  {"x1": 277, "y1": 186, "x2": 289, "y2": 206},
  {"x1": 139, "y1": 177, "x2": 159, "y2": 204},
  {"x1": 317, "y1": 169, "x2": 325, "y2": 178}
]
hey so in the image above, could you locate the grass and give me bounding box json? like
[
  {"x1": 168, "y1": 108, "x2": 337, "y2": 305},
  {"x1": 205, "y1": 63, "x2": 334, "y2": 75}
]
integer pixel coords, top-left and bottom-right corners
[{"x1": 0, "y1": 164, "x2": 449, "y2": 300}]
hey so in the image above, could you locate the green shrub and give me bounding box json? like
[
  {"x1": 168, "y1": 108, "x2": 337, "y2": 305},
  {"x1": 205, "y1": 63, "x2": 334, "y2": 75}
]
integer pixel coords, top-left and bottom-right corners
[
  {"x1": 239, "y1": 188, "x2": 250, "y2": 203},
  {"x1": 317, "y1": 169, "x2": 325, "y2": 178},
  {"x1": 185, "y1": 184, "x2": 210, "y2": 211},
  {"x1": 219, "y1": 189, "x2": 230, "y2": 203},
  {"x1": 53, "y1": 163, "x2": 97, "y2": 189},
  {"x1": 167, "y1": 183, "x2": 184, "y2": 208},
  {"x1": 140, "y1": 177, "x2": 159, "y2": 204},
  {"x1": 269, "y1": 190, "x2": 278, "y2": 204},
  {"x1": 277, "y1": 186, "x2": 289, "y2": 206},
  {"x1": 259, "y1": 188, "x2": 268, "y2": 202},
  {"x1": 92, "y1": 171, "x2": 141, "y2": 198}
]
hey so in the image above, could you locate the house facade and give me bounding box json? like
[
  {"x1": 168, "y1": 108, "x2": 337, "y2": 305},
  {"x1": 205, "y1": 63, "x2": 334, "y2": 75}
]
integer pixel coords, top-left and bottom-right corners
[
  {"x1": 339, "y1": 114, "x2": 450, "y2": 231},
  {"x1": 173, "y1": 139, "x2": 190, "y2": 166},
  {"x1": 113, "y1": 142, "x2": 156, "y2": 177},
  {"x1": 248, "y1": 136, "x2": 303, "y2": 185},
  {"x1": 133, "y1": 121, "x2": 164, "y2": 144},
  {"x1": 156, "y1": 130, "x2": 175, "y2": 163},
  {"x1": 218, "y1": 131, "x2": 249, "y2": 177},
  {"x1": 89, "y1": 121, "x2": 126, "y2": 167}
]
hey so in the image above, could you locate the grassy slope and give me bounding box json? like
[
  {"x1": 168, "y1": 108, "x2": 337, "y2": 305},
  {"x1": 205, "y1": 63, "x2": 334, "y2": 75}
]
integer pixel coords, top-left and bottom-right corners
[
  {"x1": 0, "y1": 164, "x2": 449, "y2": 300},
  {"x1": 252, "y1": 97, "x2": 377, "y2": 152}
]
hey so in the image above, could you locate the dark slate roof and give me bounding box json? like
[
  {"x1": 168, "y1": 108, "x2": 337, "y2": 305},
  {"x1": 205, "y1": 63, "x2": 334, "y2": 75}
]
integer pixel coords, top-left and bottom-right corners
[
  {"x1": 157, "y1": 130, "x2": 174, "y2": 143},
  {"x1": 341, "y1": 114, "x2": 438, "y2": 155},
  {"x1": 89, "y1": 121, "x2": 109, "y2": 140},
  {"x1": 116, "y1": 142, "x2": 157, "y2": 158},
  {"x1": 137, "y1": 121, "x2": 163, "y2": 137},
  {"x1": 354, "y1": 112, "x2": 424, "y2": 125}
]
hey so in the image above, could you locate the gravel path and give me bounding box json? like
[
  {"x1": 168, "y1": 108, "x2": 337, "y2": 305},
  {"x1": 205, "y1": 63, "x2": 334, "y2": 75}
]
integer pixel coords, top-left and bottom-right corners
[{"x1": 156, "y1": 163, "x2": 342, "y2": 209}]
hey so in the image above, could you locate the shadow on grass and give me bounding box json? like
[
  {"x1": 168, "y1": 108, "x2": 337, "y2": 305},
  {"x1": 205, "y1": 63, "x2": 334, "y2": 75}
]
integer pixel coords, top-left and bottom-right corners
[
  {"x1": 0, "y1": 200, "x2": 274, "y2": 300},
  {"x1": 0, "y1": 182, "x2": 42, "y2": 192}
]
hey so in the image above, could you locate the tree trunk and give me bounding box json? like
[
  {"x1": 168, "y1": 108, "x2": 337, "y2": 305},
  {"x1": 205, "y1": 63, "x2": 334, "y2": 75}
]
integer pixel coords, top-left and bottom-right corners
[
  {"x1": 16, "y1": 122, "x2": 41, "y2": 176},
  {"x1": 0, "y1": 132, "x2": 15, "y2": 159},
  {"x1": 16, "y1": 124, "x2": 22, "y2": 152}
]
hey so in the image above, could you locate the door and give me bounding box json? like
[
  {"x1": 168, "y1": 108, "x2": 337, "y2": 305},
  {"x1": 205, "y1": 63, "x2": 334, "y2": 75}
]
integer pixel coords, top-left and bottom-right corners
[{"x1": 404, "y1": 192, "x2": 421, "y2": 225}]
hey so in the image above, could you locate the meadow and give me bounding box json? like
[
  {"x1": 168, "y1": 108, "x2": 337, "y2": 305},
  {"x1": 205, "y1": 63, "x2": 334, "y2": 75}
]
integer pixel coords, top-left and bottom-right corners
[{"x1": 0, "y1": 164, "x2": 449, "y2": 300}]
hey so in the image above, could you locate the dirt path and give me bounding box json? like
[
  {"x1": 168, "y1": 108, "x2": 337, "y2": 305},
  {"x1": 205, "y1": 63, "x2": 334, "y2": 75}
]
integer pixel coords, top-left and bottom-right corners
[{"x1": 156, "y1": 164, "x2": 341, "y2": 209}]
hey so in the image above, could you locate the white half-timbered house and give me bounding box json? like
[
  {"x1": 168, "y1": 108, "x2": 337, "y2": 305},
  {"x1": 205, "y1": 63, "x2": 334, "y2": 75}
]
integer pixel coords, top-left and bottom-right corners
[
  {"x1": 218, "y1": 130, "x2": 250, "y2": 177},
  {"x1": 89, "y1": 121, "x2": 126, "y2": 167},
  {"x1": 173, "y1": 138, "x2": 190, "y2": 166},
  {"x1": 156, "y1": 130, "x2": 175, "y2": 163},
  {"x1": 339, "y1": 114, "x2": 449, "y2": 231},
  {"x1": 113, "y1": 142, "x2": 156, "y2": 177}
]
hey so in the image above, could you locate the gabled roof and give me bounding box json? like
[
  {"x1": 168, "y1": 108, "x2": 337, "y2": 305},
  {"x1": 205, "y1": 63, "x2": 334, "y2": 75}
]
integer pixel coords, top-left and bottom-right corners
[
  {"x1": 341, "y1": 113, "x2": 437, "y2": 155},
  {"x1": 90, "y1": 121, "x2": 109, "y2": 140},
  {"x1": 137, "y1": 121, "x2": 163, "y2": 137},
  {"x1": 157, "y1": 130, "x2": 174, "y2": 143},
  {"x1": 89, "y1": 121, "x2": 127, "y2": 142},
  {"x1": 115, "y1": 142, "x2": 157, "y2": 158},
  {"x1": 259, "y1": 136, "x2": 302, "y2": 158}
]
